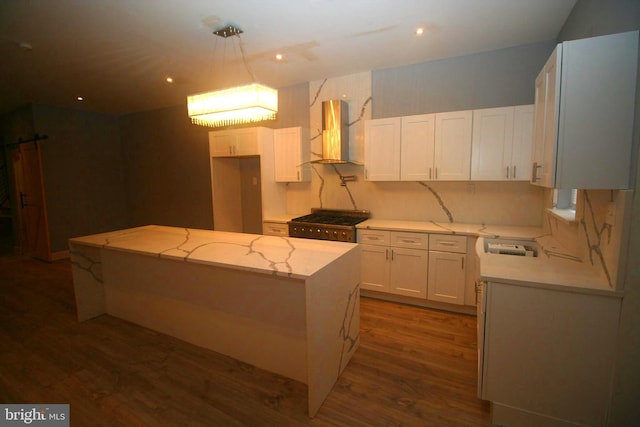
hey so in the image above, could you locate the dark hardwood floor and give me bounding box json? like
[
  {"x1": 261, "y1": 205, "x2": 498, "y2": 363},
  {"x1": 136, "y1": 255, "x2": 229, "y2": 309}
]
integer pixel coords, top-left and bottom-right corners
[{"x1": 0, "y1": 255, "x2": 490, "y2": 426}]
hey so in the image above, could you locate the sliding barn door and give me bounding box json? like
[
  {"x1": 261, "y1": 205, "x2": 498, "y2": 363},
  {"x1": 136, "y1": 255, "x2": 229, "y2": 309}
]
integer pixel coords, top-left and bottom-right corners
[{"x1": 11, "y1": 141, "x2": 51, "y2": 261}]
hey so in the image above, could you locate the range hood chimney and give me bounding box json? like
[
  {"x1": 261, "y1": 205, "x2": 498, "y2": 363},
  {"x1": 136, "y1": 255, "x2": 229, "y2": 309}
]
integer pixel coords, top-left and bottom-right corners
[{"x1": 317, "y1": 99, "x2": 349, "y2": 164}]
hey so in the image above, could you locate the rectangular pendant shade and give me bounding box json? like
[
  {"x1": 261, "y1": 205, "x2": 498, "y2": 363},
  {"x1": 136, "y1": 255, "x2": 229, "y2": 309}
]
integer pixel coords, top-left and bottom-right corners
[{"x1": 187, "y1": 83, "x2": 278, "y2": 127}]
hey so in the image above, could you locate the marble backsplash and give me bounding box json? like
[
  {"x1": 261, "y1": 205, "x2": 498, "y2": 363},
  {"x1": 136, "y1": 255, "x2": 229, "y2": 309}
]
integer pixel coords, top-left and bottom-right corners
[
  {"x1": 280, "y1": 72, "x2": 631, "y2": 291},
  {"x1": 283, "y1": 71, "x2": 545, "y2": 226},
  {"x1": 544, "y1": 189, "x2": 632, "y2": 290}
]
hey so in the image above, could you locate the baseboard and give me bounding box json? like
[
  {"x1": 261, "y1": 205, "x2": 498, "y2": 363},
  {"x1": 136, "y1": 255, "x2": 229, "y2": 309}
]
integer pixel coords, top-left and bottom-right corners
[
  {"x1": 360, "y1": 289, "x2": 476, "y2": 315},
  {"x1": 50, "y1": 250, "x2": 70, "y2": 261}
]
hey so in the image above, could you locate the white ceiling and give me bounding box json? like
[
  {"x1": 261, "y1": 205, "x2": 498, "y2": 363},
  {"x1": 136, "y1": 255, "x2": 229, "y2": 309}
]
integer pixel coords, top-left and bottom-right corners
[{"x1": 0, "y1": 0, "x2": 577, "y2": 116}]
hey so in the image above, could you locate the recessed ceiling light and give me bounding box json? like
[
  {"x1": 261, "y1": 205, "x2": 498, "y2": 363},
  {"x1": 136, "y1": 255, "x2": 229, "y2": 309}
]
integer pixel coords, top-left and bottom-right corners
[
  {"x1": 415, "y1": 27, "x2": 424, "y2": 36},
  {"x1": 166, "y1": 77, "x2": 174, "y2": 83},
  {"x1": 275, "y1": 53, "x2": 283, "y2": 61},
  {"x1": 77, "y1": 96, "x2": 84, "y2": 101}
]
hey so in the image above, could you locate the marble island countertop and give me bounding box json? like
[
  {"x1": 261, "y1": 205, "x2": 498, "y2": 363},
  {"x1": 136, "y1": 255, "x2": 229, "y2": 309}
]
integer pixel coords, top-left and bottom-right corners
[
  {"x1": 69, "y1": 225, "x2": 358, "y2": 280},
  {"x1": 357, "y1": 219, "x2": 620, "y2": 297}
]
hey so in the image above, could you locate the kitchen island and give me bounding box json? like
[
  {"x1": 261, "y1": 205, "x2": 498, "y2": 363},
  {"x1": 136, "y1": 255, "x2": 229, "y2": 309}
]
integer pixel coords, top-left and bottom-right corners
[{"x1": 68, "y1": 225, "x2": 361, "y2": 417}]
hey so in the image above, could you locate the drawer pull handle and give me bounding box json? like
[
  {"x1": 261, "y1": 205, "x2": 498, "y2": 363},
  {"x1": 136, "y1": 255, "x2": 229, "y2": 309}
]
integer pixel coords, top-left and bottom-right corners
[
  {"x1": 438, "y1": 241, "x2": 456, "y2": 246},
  {"x1": 400, "y1": 239, "x2": 418, "y2": 243}
]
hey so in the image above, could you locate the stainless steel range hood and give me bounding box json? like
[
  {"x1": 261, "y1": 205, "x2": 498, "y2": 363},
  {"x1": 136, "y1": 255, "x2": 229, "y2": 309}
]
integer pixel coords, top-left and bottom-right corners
[{"x1": 315, "y1": 99, "x2": 349, "y2": 164}]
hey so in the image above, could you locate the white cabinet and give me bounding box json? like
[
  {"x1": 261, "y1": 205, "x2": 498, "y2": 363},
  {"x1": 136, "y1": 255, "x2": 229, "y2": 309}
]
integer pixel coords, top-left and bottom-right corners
[
  {"x1": 531, "y1": 45, "x2": 561, "y2": 187},
  {"x1": 364, "y1": 112, "x2": 469, "y2": 181},
  {"x1": 427, "y1": 234, "x2": 466, "y2": 305},
  {"x1": 210, "y1": 128, "x2": 260, "y2": 157},
  {"x1": 262, "y1": 221, "x2": 288, "y2": 236},
  {"x1": 471, "y1": 105, "x2": 533, "y2": 181},
  {"x1": 511, "y1": 105, "x2": 534, "y2": 181},
  {"x1": 531, "y1": 31, "x2": 639, "y2": 189},
  {"x1": 273, "y1": 127, "x2": 310, "y2": 182},
  {"x1": 434, "y1": 110, "x2": 473, "y2": 180},
  {"x1": 359, "y1": 230, "x2": 428, "y2": 298},
  {"x1": 363, "y1": 117, "x2": 401, "y2": 181},
  {"x1": 401, "y1": 114, "x2": 435, "y2": 181},
  {"x1": 481, "y1": 282, "x2": 621, "y2": 426}
]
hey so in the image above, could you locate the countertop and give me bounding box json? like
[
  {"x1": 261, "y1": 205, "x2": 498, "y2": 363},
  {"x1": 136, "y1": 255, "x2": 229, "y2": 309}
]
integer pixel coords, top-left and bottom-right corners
[
  {"x1": 357, "y1": 219, "x2": 544, "y2": 239},
  {"x1": 357, "y1": 219, "x2": 620, "y2": 297},
  {"x1": 68, "y1": 225, "x2": 358, "y2": 280}
]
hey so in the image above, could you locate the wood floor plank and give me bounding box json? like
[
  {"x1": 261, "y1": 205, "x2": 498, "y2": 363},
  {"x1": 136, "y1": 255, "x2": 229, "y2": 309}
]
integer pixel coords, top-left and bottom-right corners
[{"x1": 0, "y1": 256, "x2": 490, "y2": 426}]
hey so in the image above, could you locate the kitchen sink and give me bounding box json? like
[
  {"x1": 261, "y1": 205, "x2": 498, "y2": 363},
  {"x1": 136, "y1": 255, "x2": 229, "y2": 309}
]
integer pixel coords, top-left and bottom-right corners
[{"x1": 483, "y1": 238, "x2": 539, "y2": 257}]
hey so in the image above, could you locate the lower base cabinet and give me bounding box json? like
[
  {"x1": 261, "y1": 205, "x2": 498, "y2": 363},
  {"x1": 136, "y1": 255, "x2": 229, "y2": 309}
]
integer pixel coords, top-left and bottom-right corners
[
  {"x1": 360, "y1": 230, "x2": 469, "y2": 304},
  {"x1": 427, "y1": 234, "x2": 467, "y2": 305},
  {"x1": 360, "y1": 230, "x2": 428, "y2": 298},
  {"x1": 388, "y1": 247, "x2": 428, "y2": 298},
  {"x1": 427, "y1": 251, "x2": 465, "y2": 304},
  {"x1": 480, "y1": 281, "x2": 621, "y2": 426}
]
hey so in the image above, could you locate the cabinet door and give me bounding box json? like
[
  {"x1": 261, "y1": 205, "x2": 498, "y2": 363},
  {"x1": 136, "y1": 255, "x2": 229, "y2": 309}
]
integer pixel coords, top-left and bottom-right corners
[
  {"x1": 511, "y1": 105, "x2": 533, "y2": 181},
  {"x1": 209, "y1": 128, "x2": 259, "y2": 157},
  {"x1": 364, "y1": 118, "x2": 401, "y2": 181},
  {"x1": 434, "y1": 111, "x2": 472, "y2": 180},
  {"x1": 360, "y1": 244, "x2": 390, "y2": 292},
  {"x1": 400, "y1": 114, "x2": 435, "y2": 181},
  {"x1": 483, "y1": 282, "x2": 620, "y2": 425},
  {"x1": 427, "y1": 251, "x2": 466, "y2": 305},
  {"x1": 471, "y1": 107, "x2": 514, "y2": 181},
  {"x1": 234, "y1": 129, "x2": 259, "y2": 156},
  {"x1": 540, "y1": 47, "x2": 561, "y2": 187},
  {"x1": 209, "y1": 132, "x2": 235, "y2": 157},
  {"x1": 273, "y1": 127, "x2": 310, "y2": 182},
  {"x1": 389, "y1": 247, "x2": 428, "y2": 298},
  {"x1": 531, "y1": 45, "x2": 561, "y2": 187}
]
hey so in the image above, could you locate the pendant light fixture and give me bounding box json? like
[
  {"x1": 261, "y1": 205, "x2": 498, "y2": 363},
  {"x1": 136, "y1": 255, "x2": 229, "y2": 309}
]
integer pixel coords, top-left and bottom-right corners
[{"x1": 187, "y1": 24, "x2": 278, "y2": 128}]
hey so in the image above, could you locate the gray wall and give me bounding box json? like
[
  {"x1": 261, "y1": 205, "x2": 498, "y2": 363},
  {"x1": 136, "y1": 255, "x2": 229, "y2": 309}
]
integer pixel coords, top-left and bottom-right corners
[
  {"x1": 372, "y1": 41, "x2": 556, "y2": 118},
  {"x1": 556, "y1": 1, "x2": 640, "y2": 425},
  {"x1": 32, "y1": 105, "x2": 128, "y2": 253},
  {"x1": 114, "y1": 81, "x2": 309, "y2": 231},
  {"x1": 118, "y1": 104, "x2": 213, "y2": 230}
]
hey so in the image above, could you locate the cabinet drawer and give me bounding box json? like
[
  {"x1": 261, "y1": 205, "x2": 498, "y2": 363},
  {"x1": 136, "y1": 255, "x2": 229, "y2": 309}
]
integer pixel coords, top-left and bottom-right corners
[
  {"x1": 390, "y1": 231, "x2": 429, "y2": 250},
  {"x1": 358, "y1": 229, "x2": 390, "y2": 246},
  {"x1": 429, "y1": 234, "x2": 467, "y2": 253},
  {"x1": 263, "y1": 222, "x2": 289, "y2": 236}
]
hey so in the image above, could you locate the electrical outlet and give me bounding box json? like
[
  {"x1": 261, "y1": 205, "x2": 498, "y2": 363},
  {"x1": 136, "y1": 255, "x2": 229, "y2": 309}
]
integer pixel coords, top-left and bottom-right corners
[{"x1": 605, "y1": 201, "x2": 616, "y2": 225}]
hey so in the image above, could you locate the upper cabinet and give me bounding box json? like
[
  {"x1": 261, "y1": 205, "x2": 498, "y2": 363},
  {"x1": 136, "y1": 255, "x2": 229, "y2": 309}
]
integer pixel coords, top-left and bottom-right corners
[
  {"x1": 209, "y1": 128, "x2": 260, "y2": 157},
  {"x1": 531, "y1": 31, "x2": 639, "y2": 189},
  {"x1": 471, "y1": 105, "x2": 533, "y2": 181},
  {"x1": 364, "y1": 117, "x2": 402, "y2": 181},
  {"x1": 401, "y1": 114, "x2": 436, "y2": 181},
  {"x1": 434, "y1": 111, "x2": 473, "y2": 181},
  {"x1": 273, "y1": 127, "x2": 310, "y2": 182},
  {"x1": 364, "y1": 111, "x2": 471, "y2": 181}
]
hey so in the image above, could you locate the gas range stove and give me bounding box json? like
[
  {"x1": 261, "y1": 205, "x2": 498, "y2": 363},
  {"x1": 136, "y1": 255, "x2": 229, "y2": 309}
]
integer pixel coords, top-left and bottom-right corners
[{"x1": 288, "y1": 208, "x2": 370, "y2": 242}]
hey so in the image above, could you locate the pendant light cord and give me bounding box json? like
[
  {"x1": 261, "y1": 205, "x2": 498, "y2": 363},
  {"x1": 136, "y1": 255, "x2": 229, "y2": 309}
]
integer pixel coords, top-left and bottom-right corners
[{"x1": 237, "y1": 35, "x2": 257, "y2": 83}]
